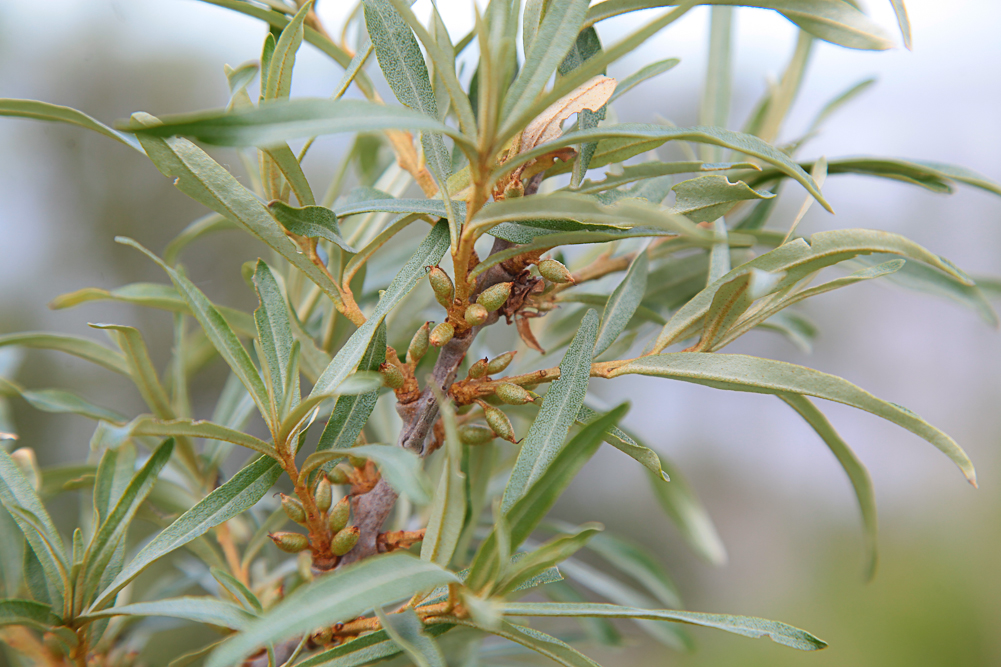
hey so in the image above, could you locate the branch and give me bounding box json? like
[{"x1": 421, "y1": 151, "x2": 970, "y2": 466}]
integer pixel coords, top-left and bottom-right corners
[{"x1": 339, "y1": 236, "x2": 520, "y2": 565}]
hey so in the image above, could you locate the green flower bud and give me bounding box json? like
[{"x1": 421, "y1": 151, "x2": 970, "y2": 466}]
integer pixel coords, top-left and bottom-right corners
[
  {"x1": 484, "y1": 405, "x2": 516, "y2": 443},
  {"x1": 348, "y1": 454, "x2": 367, "y2": 469},
  {"x1": 379, "y1": 362, "x2": 405, "y2": 389},
  {"x1": 477, "y1": 282, "x2": 513, "y2": 312},
  {"x1": 430, "y1": 321, "x2": 454, "y2": 347},
  {"x1": 330, "y1": 525, "x2": 360, "y2": 556},
  {"x1": 270, "y1": 531, "x2": 310, "y2": 553},
  {"x1": 459, "y1": 423, "x2": 495, "y2": 445},
  {"x1": 428, "y1": 266, "x2": 454, "y2": 308},
  {"x1": 328, "y1": 496, "x2": 351, "y2": 534},
  {"x1": 486, "y1": 351, "x2": 516, "y2": 375},
  {"x1": 407, "y1": 322, "x2": 431, "y2": 364},
  {"x1": 495, "y1": 382, "x2": 533, "y2": 405},
  {"x1": 538, "y1": 259, "x2": 573, "y2": 284},
  {"x1": 281, "y1": 494, "x2": 307, "y2": 525},
  {"x1": 468, "y1": 358, "x2": 489, "y2": 379},
  {"x1": 327, "y1": 464, "x2": 352, "y2": 485},
  {"x1": 465, "y1": 303, "x2": 489, "y2": 327},
  {"x1": 315, "y1": 478, "x2": 332, "y2": 513}
]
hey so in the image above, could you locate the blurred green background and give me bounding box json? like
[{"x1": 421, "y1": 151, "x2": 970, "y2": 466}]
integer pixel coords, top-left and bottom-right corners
[{"x1": 1, "y1": 1, "x2": 999, "y2": 665}]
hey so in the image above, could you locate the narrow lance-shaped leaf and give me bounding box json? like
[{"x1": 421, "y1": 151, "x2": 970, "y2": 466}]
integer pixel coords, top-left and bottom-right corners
[
  {"x1": 78, "y1": 439, "x2": 174, "y2": 608},
  {"x1": 501, "y1": 0, "x2": 590, "y2": 131},
  {"x1": 467, "y1": 405, "x2": 627, "y2": 593},
  {"x1": 593, "y1": 250, "x2": 648, "y2": 357},
  {"x1": 421, "y1": 388, "x2": 467, "y2": 567},
  {"x1": 90, "y1": 324, "x2": 173, "y2": 420},
  {"x1": 0, "y1": 449, "x2": 68, "y2": 615},
  {"x1": 576, "y1": 405, "x2": 666, "y2": 477},
  {"x1": 316, "y1": 323, "x2": 386, "y2": 454},
  {"x1": 93, "y1": 444, "x2": 137, "y2": 527},
  {"x1": 558, "y1": 26, "x2": 607, "y2": 185},
  {"x1": 584, "y1": 0, "x2": 891, "y2": 51},
  {"x1": 50, "y1": 283, "x2": 255, "y2": 337},
  {"x1": 612, "y1": 353, "x2": 977, "y2": 486},
  {"x1": 671, "y1": 175, "x2": 774, "y2": 223},
  {"x1": 310, "y1": 221, "x2": 449, "y2": 397},
  {"x1": 117, "y1": 237, "x2": 270, "y2": 419},
  {"x1": 252, "y1": 260, "x2": 296, "y2": 416},
  {"x1": 497, "y1": 523, "x2": 602, "y2": 594},
  {"x1": 0, "y1": 599, "x2": 61, "y2": 630},
  {"x1": 0, "y1": 98, "x2": 141, "y2": 149},
  {"x1": 503, "y1": 310, "x2": 599, "y2": 510},
  {"x1": 120, "y1": 98, "x2": 475, "y2": 150},
  {"x1": 82, "y1": 596, "x2": 255, "y2": 631},
  {"x1": 375, "y1": 607, "x2": 446, "y2": 667},
  {"x1": 0, "y1": 333, "x2": 128, "y2": 376},
  {"x1": 499, "y1": 601, "x2": 827, "y2": 651},
  {"x1": 443, "y1": 618, "x2": 603, "y2": 667},
  {"x1": 654, "y1": 228, "x2": 974, "y2": 351},
  {"x1": 264, "y1": 1, "x2": 310, "y2": 101},
  {"x1": 646, "y1": 460, "x2": 727, "y2": 566},
  {"x1": 130, "y1": 417, "x2": 276, "y2": 460},
  {"x1": 268, "y1": 202, "x2": 355, "y2": 252},
  {"x1": 127, "y1": 118, "x2": 346, "y2": 309},
  {"x1": 205, "y1": 553, "x2": 460, "y2": 667},
  {"x1": 91, "y1": 454, "x2": 282, "y2": 611},
  {"x1": 780, "y1": 394, "x2": 878, "y2": 579},
  {"x1": 0, "y1": 378, "x2": 125, "y2": 424},
  {"x1": 498, "y1": 124, "x2": 828, "y2": 212}
]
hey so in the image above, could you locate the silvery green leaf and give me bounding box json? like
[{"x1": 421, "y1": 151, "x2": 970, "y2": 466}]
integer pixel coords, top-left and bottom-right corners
[
  {"x1": 376, "y1": 607, "x2": 446, "y2": 667},
  {"x1": 83, "y1": 596, "x2": 256, "y2": 630},
  {"x1": 0, "y1": 333, "x2": 128, "y2": 376},
  {"x1": 0, "y1": 98, "x2": 141, "y2": 149},
  {"x1": 268, "y1": 202, "x2": 355, "y2": 252},
  {"x1": 0, "y1": 449, "x2": 68, "y2": 615},
  {"x1": 204, "y1": 553, "x2": 459, "y2": 667},
  {"x1": 670, "y1": 175, "x2": 774, "y2": 223},
  {"x1": 78, "y1": 439, "x2": 174, "y2": 608},
  {"x1": 500, "y1": 601, "x2": 827, "y2": 651},
  {"x1": 585, "y1": 1, "x2": 891, "y2": 51},
  {"x1": 593, "y1": 250, "x2": 649, "y2": 357},
  {"x1": 613, "y1": 353, "x2": 976, "y2": 486},
  {"x1": 310, "y1": 221, "x2": 449, "y2": 397},
  {"x1": 780, "y1": 394, "x2": 877, "y2": 579},
  {"x1": 116, "y1": 237, "x2": 271, "y2": 420},
  {"x1": 91, "y1": 455, "x2": 282, "y2": 610},
  {"x1": 503, "y1": 310, "x2": 598, "y2": 511}
]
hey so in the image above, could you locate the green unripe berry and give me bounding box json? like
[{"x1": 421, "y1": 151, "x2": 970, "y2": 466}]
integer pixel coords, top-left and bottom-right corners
[
  {"x1": 486, "y1": 351, "x2": 516, "y2": 375},
  {"x1": 330, "y1": 525, "x2": 360, "y2": 556},
  {"x1": 430, "y1": 321, "x2": 455, "y2": 347},
  {"x1": 468, "y1": 358, "x2": 489, "y2": 379},
  {"x1": 328, "y1": 496, "x2": 351, "y2": 533},
  {"x1": 348, "y1": 454, "x2": 367, "y2": 469},
  {"x1": 315, "y1": 478, "x2": 332, "y2": 513},
  {"x1": 428, "y1": 266, "x2": 454, "y2": 308},
  {"x1": 465, "y1": 303, "x2": 489, "y2": 327},
  {"x1": 538, "y1": 259, "x2": 573, "y2": 284},
  {"x1": 483, "y1": 405, "x2": 516, "y2": 442},
  {"x1": 477, "y1": 282, "x2": 513, "y2": 312},
  {"x1": 495, "y1": 382, "x2": 533, "y2": 405},
  {"x1": 379, "y1": 362, "x2": 405, "y2": 389},
  {"x1": 270, "y1": 531, "x2": 310, "y2": 553},
  {"x1": 459, "y1": 424, "x2": 495, "y2": 445},
  {"x1": 407, "y1": 322, "x2": 431, "y2": 364},
  {"x1": 281, "y1": 494, "x2": 307, "y2": 525}
]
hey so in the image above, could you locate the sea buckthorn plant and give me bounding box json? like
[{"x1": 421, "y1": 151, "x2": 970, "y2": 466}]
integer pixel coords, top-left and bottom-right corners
[{"x1": 1, "y1": 0, "x2": 998, "y2": 665}]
